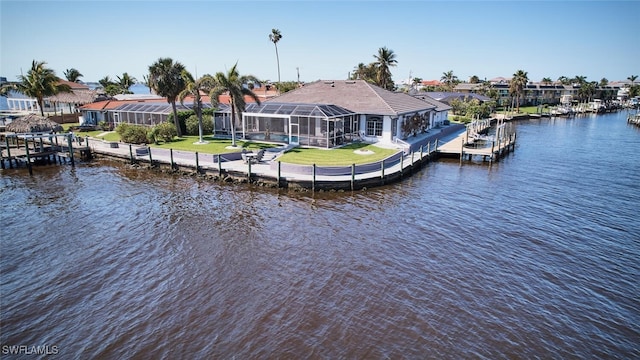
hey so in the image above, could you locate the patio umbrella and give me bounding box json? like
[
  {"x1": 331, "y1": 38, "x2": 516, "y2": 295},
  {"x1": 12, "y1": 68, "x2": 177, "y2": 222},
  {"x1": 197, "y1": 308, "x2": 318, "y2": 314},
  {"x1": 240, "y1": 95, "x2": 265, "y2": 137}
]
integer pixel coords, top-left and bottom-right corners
[{"x1": 5, "y1": 113, "x2": 64, "y2": 133}]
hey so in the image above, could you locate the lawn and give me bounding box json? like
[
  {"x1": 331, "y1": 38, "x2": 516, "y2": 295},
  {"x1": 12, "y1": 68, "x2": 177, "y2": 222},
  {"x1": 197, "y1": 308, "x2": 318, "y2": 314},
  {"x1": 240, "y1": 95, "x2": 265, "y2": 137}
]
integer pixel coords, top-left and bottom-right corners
[
  {"x1": 152, "y1": 136, "x2": 275, "y2": 154},
  {"x1": 277, "y1": 143, "x2": 399, "y2": 165}
]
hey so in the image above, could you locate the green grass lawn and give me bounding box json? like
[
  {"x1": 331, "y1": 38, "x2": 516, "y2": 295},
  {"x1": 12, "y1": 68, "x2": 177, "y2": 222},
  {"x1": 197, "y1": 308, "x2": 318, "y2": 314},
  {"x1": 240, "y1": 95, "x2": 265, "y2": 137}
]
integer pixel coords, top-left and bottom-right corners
[
  {"x1": 152, "y1": 136, "x2": 275, "y2": 154},
  {"x1": 278, "y1": 143, "x2": 399, "y2": 165},
  {"x1": 73, "y1": 124, "x2": 398, "y2": 165}
]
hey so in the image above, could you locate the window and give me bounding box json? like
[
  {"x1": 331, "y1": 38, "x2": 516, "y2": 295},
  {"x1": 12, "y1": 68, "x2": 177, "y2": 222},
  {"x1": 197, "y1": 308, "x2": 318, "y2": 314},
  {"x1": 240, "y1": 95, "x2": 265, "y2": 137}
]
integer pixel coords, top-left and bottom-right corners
[{"x1": 366, "y1": 116, "x2": 383, "y2": 136}]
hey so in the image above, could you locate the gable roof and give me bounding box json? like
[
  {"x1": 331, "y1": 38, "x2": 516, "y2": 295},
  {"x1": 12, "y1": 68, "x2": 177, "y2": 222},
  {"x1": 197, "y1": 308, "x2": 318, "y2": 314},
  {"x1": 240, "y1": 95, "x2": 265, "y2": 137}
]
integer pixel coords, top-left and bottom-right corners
[
  {"x1": 267, "y1": 80, "x2": 434, "y2": 116},
  {"x1": 57, "y1": 79, "x2": 90, "y2": 90},
  {"x1": 412, "y1": 94, "x2": 452, "y2": 112}
]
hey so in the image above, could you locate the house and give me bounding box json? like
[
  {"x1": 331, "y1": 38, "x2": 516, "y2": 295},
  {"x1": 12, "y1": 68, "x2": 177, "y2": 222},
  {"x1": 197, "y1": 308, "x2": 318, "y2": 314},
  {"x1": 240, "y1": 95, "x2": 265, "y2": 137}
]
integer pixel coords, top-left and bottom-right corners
[
  {"x1": 222, "y1": 80, "x2": 437, "y2": 148},
  {"x1": 410, "y1": 94, "x2": 451, "y2": 126},
  {"x1": 6, "y1": 80, "x2": 99, "y2": 114}
]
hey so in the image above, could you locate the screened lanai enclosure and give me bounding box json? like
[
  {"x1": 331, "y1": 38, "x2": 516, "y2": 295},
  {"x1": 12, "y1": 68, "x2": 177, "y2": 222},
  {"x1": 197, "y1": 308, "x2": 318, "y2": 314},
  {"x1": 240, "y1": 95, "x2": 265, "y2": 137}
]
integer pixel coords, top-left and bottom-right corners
[
  {"x1": 108, "y1": 102, "x2": 215, "y2": 126},
  {"x1": 231, "y1": 102, "x2": 359, "y2": 148}
]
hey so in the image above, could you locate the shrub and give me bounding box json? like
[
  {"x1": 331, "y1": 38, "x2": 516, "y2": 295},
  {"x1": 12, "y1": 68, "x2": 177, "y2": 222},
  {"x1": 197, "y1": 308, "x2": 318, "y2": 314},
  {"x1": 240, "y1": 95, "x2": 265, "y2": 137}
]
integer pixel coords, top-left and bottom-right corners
[
  {"x1": 116, "y1": 123, "x2": 149, "y2": 144},
  {"x1": 185, "y1": 114, "x2": 214, "y2": 136},
  {"x1": 151, "y1": 122, "x2": 178, "y2": 143}
]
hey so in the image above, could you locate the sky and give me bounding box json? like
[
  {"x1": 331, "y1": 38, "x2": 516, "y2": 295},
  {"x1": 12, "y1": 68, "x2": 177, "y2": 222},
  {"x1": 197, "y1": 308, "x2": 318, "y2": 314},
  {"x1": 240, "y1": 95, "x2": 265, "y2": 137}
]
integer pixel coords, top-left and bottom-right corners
[{"x1": 1, "y1": 0, "x2": 638, "y2": 85}]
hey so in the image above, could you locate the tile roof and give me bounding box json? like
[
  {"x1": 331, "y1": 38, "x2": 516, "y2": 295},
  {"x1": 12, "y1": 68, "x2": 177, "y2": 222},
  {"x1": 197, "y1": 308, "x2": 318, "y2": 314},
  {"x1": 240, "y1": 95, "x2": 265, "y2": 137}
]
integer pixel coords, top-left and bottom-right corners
[
  {"x1": 267, "y1": 80, "x2": 434, "y2": 116},
  {"x1": 412, "y1": 95, "x2": 452, "y2": 112},
  {"x1": 57, "y1": 79, "x2": 90, "y2": 90}
]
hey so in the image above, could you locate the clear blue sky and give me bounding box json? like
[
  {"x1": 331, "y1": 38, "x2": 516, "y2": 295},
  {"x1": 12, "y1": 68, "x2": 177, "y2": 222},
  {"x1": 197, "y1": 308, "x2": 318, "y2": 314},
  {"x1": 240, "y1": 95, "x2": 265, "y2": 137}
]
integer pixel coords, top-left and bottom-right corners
[{"x1": 1, "y1": 0, "x2": 638, "y2": 84}]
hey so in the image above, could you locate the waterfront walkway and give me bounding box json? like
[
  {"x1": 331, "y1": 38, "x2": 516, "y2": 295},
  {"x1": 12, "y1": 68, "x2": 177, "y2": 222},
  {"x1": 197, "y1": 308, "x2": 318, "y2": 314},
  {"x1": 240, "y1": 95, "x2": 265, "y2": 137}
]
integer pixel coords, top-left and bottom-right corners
[
  {"x1": 3, "y1": 122, "x2": 514, "y2": 191},
  {"x1": 82, "y1": 124, "x2": 466, "y2": 190}
]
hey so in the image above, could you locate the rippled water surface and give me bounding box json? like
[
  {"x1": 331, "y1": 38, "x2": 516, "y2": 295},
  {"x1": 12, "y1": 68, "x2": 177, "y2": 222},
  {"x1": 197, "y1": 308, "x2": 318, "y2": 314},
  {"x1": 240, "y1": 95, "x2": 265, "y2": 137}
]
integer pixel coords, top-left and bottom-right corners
[{"x1": 2, "y1": 112, "x2": 639, "y2": 358}]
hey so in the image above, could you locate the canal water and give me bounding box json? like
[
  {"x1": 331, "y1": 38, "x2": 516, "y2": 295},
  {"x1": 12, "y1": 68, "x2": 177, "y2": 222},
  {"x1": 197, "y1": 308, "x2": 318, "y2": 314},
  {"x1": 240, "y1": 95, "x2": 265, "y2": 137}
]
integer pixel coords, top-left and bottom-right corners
[{"x1": 1, "y1": 111, "x2": 638, "y2": 358}]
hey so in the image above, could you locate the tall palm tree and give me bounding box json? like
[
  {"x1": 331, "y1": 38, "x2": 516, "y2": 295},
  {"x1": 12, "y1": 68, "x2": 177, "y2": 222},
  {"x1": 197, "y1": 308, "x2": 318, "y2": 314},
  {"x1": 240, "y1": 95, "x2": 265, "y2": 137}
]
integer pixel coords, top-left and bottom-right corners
[
  {"x1": 15, "y1": 60, "x2": 71, "y2": 116},
  {"x1": 117, "y1": 72, "x2": 137, "y2": 94},
  {"x1": 269, "y1": 29, "x2": 283, "y2": 85},
  {"x1": 148, "y1": 57, "x2": 187, "y2": 136},
  {"x1": 64, "y1": 68, "x2": 83, "y2": 83},
  {"x1": 440, "y1": 70, "x2": 459, "y2": 91},
  {"x1": 509, "y1": 70, "x2": 528, "y2": 113},
  {"x1": 209, "y1": 63, "x2": 261, "y2": 147},
  {"x1": 628, "y1": 75, "x2": 638, "y2": 85},
  {"x1": 179, "y1": 70, "x2": 213, "y2": 144},
  {"x1": 373, "y1": 46, "x2": 397, "y2": 90}
]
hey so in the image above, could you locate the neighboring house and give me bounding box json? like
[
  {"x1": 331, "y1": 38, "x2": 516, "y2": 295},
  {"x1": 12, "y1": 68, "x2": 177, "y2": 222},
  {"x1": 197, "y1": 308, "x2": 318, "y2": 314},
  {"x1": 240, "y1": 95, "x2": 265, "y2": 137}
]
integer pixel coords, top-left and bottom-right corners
[
  {"x1": 423, "y1": 91, "x2": 491, "y2": 105},
  {"x1": 411, "y1": 94, "x2": 451, "y2": 125},
  {"x1": 79, "y1": 97, "x2": 214, "y2": 127},
  {"x1": 237, "y1": 80, "x2": 436, "y2": 147},
  {"x1": 6, "y1": 80, "x2": 99, "y2": 113},
  {"x1": 455, "y1": 81, "x2": 624, "y2": 106}
]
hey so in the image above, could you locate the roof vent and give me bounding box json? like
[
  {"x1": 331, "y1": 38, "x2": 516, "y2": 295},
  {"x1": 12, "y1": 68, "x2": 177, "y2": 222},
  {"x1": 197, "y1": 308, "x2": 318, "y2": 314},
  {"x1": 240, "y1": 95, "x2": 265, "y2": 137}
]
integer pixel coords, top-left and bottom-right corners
[{"x1": 345, "y1": 81, "x2": 356, "y2": 84}]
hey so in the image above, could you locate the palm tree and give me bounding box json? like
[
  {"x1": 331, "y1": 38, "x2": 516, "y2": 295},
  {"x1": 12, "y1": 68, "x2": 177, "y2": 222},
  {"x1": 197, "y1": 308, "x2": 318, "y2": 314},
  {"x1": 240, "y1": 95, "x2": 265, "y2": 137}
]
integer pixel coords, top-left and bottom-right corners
[
  {"x1": 469, "y1": 75, "x2": 480, "y2": 84},
  {"x1": 179, "y1": 70, "x2": 213, "y2": 144},
  {"x1": 98, "y1": 76, "x2": 114, "y2": 89},
  {"x1": 542, "y1": 77, "x2": 553, "y2": 85},
  {"x1": 557, "y1": 76, "x2": 571, "y2": 85},
  {"x1": 15, "y1": 60, "x2": 71, "y2": 116},
  {"x1": 599, "y1": 78, "x2": 609, "y2": 87},
  {"x1": 209, "y1": 63, "x2": 261, "y2": 147},
  {"x1": 64, "y1": 68, "x2": 83, "y2": 83},
  {"x1": 573, "y1": 75, "x2": 587, "y2": 85},
  {"x1": 440, "y1": 70, "x2": 459, "y2": 91},
  {"x1": 117, "y1": 72, "x2": 137, "y2": 94},
  {"x1": 373, "y1": 46, "x2": 397, "y2": 90},
  {"x1": 578, "y1": 81, "x2": 596, "y2": 103},
  {"x1": 509, "y1": 70, "x2": 528, "y2": 113},
  {"x1": 269, "y1": 29, "x2": 283, "y2": 86},
  {"x1": 412, "y1": 77, "x2": 422, "y2": 92},
  {"x1": 628, "y1": 75, "x2": 638, "y2": 86},
  {"x1": 148, "y1": 57, "x2": 187, "y2": 137},
  {"x1": 350, "y1": 62, "x2": 376, "y2": 83}
]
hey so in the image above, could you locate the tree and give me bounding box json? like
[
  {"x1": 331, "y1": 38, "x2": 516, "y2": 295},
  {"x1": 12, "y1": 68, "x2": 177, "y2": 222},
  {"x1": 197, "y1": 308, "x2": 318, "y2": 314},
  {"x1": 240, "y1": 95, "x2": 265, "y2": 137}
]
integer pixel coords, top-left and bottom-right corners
[
  {"x1": 116, "y1": 72, "x2": 137, "y2": 94},
  {"x1": 178, "y1": 70, "x2": 213, "y2": 144},
  {"x1": 573, "y1": 75, "x2": 587, "y2": 85},
  {"x1": 509, "y1": 69, "x2": 528, "y2": 113},
  {"x1": 209, "y1": 63, "x2": 261, "y2": 147},
  {"x1": 628, "y1": 75, "x2": 638, "y2": 86},
  {"x1": 557, "y1": 76, "x2": 571, "y2": 85},
  {"x1": 64, "y1": 68, "x2": 83, "y2": 83},
  {"x1": 350, "y1": 62, "x2": 376, "y2": 83},
  {"x1": 411, "y1": 77, "x2": 422, "y2": 92},
  {"x1": 599, "y1": 78, "x2": 609, "y2": 87},
  {"x1": 542, "y1": 77, "x2": 553, "y2": 85},
  {"x1": 15, "y1": 60, "x2": 71, "y2": 116},
  {"x1": 578, "y1": 81, "x2": 596, "y2": 103},
  {"x1": 98, "y1": 76, "x2": 115, "y2": 89},
  {"x1": 469, "y1": 75, "x2": 480, "y2": 84},
  {"x1": 269, "y1": 29, "x2": 283, "y2": 86},
  {"x1": 373, "y1": 46, "x2": 397, "y2": 90},
  {"x1": 440, "y1": 70, "x2": 459, "y2": 91},
  {"x1": 148, "y1": 57, "x2": 187, "y2": 137}
]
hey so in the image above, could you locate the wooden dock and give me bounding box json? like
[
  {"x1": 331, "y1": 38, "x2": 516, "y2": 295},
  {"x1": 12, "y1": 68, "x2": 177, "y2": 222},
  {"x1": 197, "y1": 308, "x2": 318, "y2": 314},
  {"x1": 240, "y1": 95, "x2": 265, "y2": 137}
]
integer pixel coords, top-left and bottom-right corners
[
  {"x1": 1, "y1": 133, "x2": 91, "y2": 174},
  {"x1": 437, "y1": 120, "x2": 516, "y2": 163}
]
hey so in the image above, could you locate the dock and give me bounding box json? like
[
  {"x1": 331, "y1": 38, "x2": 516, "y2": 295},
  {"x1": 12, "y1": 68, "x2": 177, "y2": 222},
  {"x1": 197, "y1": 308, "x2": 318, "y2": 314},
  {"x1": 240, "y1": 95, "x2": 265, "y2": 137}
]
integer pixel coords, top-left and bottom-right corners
[
  {"x1": 437, "y1": 119, "x2": 516, "y2": 163},
  {"x1": 1, "y1": 132, "x2": 91, "y2": 174}
]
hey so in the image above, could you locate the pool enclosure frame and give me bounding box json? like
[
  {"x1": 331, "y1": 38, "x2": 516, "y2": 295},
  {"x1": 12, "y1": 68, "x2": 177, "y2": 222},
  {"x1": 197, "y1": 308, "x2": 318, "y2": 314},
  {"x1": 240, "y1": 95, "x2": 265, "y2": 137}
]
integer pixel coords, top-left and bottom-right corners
[{"x1": 218, "y1": 102, "x2": 359, "y2": 148}]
